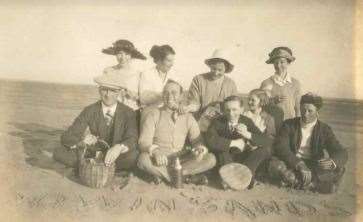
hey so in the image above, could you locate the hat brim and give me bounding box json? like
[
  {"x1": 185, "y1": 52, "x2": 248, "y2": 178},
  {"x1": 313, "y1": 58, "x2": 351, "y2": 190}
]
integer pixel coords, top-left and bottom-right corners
[
  {"x1": 266, "y1": 55, "x2": 296, "y2": 64},
  {"x1": 205, "y1": 58, "x2": 234, "y2": 73},
  {"x1": 102, "y1": 47, "x2": 147, "y2": 60},
  {"x1": 94, "y1": 75, "x2": 123, "y2": 90}
]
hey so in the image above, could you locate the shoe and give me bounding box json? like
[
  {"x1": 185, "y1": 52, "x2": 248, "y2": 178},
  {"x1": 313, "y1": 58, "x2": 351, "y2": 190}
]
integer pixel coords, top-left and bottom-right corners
[{"x1": 152, "y1": 176, "x2": 162, "y2": 185}]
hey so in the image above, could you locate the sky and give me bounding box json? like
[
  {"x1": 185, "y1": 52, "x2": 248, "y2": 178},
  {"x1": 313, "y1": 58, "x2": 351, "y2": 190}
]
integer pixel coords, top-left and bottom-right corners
[{"x1": 0, "y1": 0, "x2": 357, "y2": 99}]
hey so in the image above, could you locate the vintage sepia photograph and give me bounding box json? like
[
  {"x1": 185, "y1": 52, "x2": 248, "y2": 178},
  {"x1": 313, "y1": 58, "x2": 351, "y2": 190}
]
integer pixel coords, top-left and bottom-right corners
[{"x1": 0, "y1": 0, "x2": 362, "y2": 221}]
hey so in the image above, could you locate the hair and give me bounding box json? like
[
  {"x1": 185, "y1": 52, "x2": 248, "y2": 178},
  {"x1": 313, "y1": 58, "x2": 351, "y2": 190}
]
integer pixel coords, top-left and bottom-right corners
[
  {"x1": 164, "y1": 79, "x2": 183, "y2": 93},
  {"x1": 300, "y1": 92, "x2": 323, "y2": 110},
  {"x1": 248, "y1": 89, "x2": 270, "y2": 108},
  {"x1": 222, "y1": 95, "x2": 243, "y2": 109},
  {"x1": 149, "y1": 45, "x2": 175, "y2": 63}
]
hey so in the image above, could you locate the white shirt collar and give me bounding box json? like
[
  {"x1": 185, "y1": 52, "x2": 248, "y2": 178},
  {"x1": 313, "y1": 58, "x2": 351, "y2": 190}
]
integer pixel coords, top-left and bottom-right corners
[
  {"x1": 272, "y1": 73, "x2": 292, "y2": 86},
  {"x1": 301, "y1": 119, "x2": 317, "y2": 129},
  {"x1": 101, "y1": 102, "x2": 117, "y2": 117}
]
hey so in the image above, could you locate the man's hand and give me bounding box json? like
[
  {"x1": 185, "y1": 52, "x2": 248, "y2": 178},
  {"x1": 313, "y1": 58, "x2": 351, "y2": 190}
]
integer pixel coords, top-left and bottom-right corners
[
  {"x1": 152, "y1": 149, "x2": 168, "y2": 166},
  {"x1": 318, "y1": 158, "x2": 336, "y2": 170},
  {"x1": 235, "y1": 124, "x2": 252, "y2": 139},
  {"x1": 230, "y1": 139, "x2": 246, "y2": 152},
  {"x1": 191, "y1": 145, "x2": 207, "y2": 161},
  {"x1": 296, "y1": 161, "x2": 312, "y2": 187},
  {"x1": 83, "y1": 134, "x2": 98, "y2": 146},
  {"x1": 104, "y1": 144, "x2": 129, "y2": 167}
]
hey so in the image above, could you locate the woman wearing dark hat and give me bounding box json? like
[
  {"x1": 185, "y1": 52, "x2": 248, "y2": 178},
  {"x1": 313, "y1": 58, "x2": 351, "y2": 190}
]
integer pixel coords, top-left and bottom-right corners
[
  {"x1": 139, "y1": 44, "x2": 178, "y2": 109},
  {"x1": 260, "y1": 47, "x2": 301, "y2": 120},
  {"x1": 179, "y1": 49, "x2": 238, "y2": 132},
  {"x1": 102, "y1": 39, "x2": 146, "y2": 111}
]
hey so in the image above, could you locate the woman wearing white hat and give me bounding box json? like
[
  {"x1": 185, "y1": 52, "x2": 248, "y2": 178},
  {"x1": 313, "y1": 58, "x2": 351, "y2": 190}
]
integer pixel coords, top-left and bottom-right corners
[
  {"x1": 260, "y1": 47, "x2": 301, "y2": 121},
  {"x1": 179, "y1": 49, "x2": 238, "y2": 132}
]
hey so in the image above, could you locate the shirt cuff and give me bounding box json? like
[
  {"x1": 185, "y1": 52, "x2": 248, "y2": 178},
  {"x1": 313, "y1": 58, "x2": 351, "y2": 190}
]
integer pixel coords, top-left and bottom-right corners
[{"x1": 230, "y1": 139, "x2": 245, "y2": 150}]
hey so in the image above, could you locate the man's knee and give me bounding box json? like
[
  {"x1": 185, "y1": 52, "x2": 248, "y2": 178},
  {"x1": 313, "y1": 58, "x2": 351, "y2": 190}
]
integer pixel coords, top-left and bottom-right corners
[
  {"x1": 53, "y1": 145, "x2": 78, "y2": 167},
  {"x1": 203, "y1": 153, "x2": 217, "y2": 169},
  {"x1": 115, "y1": 149, "x2": 139, "y2": 170},
  {"x1": 268, "y1": 157, "x2": 287, "y2": 178}
]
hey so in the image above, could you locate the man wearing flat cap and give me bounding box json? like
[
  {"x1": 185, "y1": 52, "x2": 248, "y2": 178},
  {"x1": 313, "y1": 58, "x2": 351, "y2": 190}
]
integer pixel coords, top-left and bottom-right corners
[
  {"x1": 268, "y1": 93, "x2": 348, "y2": 193},
  {"x1": 53, "y1": 72, "x2": 139, "y2": 172}
]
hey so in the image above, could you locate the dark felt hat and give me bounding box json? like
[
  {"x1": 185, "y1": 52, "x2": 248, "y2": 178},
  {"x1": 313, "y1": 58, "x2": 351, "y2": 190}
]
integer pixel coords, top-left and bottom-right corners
[
  {"x1": 300, "y1": 92, "x2": 323, "y2": 110},
  {"x1": 266, "y1": 46, "x2": 296, "y2": 64},
  {"x1": 102, "y1": 39, "x2": 146, "y2": 60}
]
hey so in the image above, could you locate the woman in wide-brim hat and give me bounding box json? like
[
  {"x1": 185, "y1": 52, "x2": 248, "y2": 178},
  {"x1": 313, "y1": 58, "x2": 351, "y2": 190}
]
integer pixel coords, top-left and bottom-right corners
[
  {"x1": 260, "y1": 46, "x2": 301, "y2": 121},
  {"x1": 179, "y1": 49, "x2": 238, "y2": 132},
  {"x1": 102, "y1": 39, "x2": 146, "y2": 111}
]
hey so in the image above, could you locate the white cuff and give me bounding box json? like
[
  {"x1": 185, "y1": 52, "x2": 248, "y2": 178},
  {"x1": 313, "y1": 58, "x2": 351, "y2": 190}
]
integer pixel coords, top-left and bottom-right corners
[{"x1": 230, "y1": 139, "x2": 245, "y2": 150}]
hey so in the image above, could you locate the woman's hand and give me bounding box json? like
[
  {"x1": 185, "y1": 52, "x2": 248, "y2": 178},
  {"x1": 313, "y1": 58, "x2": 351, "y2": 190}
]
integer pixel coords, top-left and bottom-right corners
[
  {"x1": 191, "y1": 146, "x2": 207, "y2": 161},
  {"x1": 273, "y1": 95, "x2": 287, "y2": 104},
  {"x1": 235, "y1": 124, "x2": 252, "y2": 139},
  {"x1": 104, "y1": 144, "x2": 129, "y2": 167}
]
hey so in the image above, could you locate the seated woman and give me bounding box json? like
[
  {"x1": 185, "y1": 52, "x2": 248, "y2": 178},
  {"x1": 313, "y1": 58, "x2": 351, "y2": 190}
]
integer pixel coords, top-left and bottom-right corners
[
  {"x1": 139, "y1": 44, "x2": 177, "y2": 109},
  {"x1": 244, "y1": 89, "x2": 276, "y2": 138},
  {"x1": 260, "y1": 47, "x2": 301, "y2": 121},
  {"x1": 53, "y1": 72, "x2": 138, "y2": 172},
  {"x1": 137, "y1": 80, "x2": 216, "y2": 185},
  {"x1": 102, "y1": 39, "x2": 146, "y2": 111},
  {"x1": 268, "y1": 93, "x2": 348, "y2": 193}
]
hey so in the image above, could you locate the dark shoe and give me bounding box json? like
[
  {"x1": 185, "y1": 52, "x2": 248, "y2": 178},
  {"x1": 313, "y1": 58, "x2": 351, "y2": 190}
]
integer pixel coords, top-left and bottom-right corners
[
  {"x1": 185, "y1": 174, "x2": 209, "y2": 185},
  {"x1": 152, "y1": 176, "x2": 162, "y2": 185}
]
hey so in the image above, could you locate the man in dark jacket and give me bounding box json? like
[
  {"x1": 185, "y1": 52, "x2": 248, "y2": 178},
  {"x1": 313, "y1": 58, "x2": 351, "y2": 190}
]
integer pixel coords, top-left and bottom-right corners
[
  {"x1": 268, "y1": 93, "x2": 348, "y2": 193},
  {"x1": 53, "y1": 72, "x2": 138, "y2": 171},
  {"x1": 205, "y1": 95, "x2": 272, "y2": 188}
]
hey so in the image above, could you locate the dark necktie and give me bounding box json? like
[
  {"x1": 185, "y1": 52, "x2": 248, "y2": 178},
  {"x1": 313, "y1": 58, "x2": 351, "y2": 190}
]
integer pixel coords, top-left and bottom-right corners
[{"x1": 105, "y1": 110, "x2": 113, "y2": 126}]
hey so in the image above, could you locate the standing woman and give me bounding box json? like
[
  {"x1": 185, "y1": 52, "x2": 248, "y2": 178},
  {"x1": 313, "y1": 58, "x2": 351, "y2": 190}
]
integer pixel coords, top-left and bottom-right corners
[
  {"x1": 244, "y1": 89, "x2": 276, "y2": 138},
  {"x1": 180, "y1": 49, "x2": 238, "y2": 132},
  {"x1": 139, "y1": 45, "x2": 177, "y2": 109},
  {"x1": 102, "y1": 39, "x2": 146, "y2": 111},
  {"x1": 260, "y1": 47, "x2": 301, "y2": 121}
]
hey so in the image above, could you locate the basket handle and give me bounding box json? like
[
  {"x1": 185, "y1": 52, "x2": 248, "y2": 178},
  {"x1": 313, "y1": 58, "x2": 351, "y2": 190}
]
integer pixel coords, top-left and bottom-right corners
[{"x1": 81, "y1": 138, "x2": 111, "y2": 160}]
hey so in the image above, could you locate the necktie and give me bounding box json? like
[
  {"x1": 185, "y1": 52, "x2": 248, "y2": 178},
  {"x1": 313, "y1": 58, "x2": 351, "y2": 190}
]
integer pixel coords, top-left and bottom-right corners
[{"x1": 105, "y1": 109, "x2": 113, "y2": 126}]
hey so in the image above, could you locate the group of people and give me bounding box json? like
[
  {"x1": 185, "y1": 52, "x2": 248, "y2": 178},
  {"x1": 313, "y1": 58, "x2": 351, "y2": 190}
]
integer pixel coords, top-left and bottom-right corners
[{"x1": 53, "y1": 39, "x2": 348, "y2": 193}]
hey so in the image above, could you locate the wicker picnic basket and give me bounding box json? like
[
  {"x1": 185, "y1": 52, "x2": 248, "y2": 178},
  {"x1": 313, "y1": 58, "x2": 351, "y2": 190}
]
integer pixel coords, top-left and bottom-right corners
[{"x1": 78, "y1": 139, "x2": 115, "y2": 188}]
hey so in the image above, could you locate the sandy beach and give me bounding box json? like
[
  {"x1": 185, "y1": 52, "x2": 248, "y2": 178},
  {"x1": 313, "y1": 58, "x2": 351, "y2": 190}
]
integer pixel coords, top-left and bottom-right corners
[{"x1": 0, "y1": 79, "x2": 362, "y2": 222}]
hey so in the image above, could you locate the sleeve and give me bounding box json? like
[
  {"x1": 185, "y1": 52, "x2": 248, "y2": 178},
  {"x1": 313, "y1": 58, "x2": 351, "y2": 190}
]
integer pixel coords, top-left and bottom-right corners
[
  {"x1": 245, "y1": 118, "x2": 273, "y2": 148},
  {"x1": 187, "y1": 76, "x2": 202, "y2": 112},
  {"x1": 274, "y1": 121, "x2": 301, "y2": 169},
  {"x1": 205, "y1": 119, "x2": 232, "y2": 153},
  {"x1": 230, "y1": 80, "x2": 238, "y2": 96},
  {"x1": 265, "y1": 115, "x2": 276, "y2": 138},
  {"x1": 61, "y1": 108, "x2": 90, "y2": 148},
  {"x1": 119, "y1": 110, "x2": 138, "y2": 151},
  {"x1": 138, "y1": 71, "x2": 163, "y2": 106},
  {"x1": 294, "y1": 80, "x2": 301, "y2": 117},
  {"x1": 138, "y1": 109, "x2": 158, "y2": 153},
  {"x1": 260, "y1": 79, "x2": 274, "y2": 98},
  {"x1": 187, "y1": 114, "x2": 203, "y2": 147},
  {"x1": 325, "y1": 125, "x2": 348, "y2": 168}
]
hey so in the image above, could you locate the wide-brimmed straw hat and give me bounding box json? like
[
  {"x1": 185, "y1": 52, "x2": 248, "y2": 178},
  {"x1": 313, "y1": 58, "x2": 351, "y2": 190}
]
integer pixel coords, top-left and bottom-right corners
[
  {"x1": 102, "y1": 39, "x2": 146, "y2": 60},
  {"x1": 205, "y1": 49, "x2": 234, "y2": 73},
  {"x1": 266, "y1": 46, "x2": 296, "y2": 64},
  {"x1": 94, "y1": 73, "x2": 127, "y2": 90}
]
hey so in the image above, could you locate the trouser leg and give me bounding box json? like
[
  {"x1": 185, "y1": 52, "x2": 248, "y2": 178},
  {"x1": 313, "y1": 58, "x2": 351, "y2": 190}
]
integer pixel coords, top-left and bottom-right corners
[
  {"x1": 137, "y1": 152, "x2": 171, "y2": 182},
  {"x1": 240, "y1": 147, "x2": 270, "y2": 176},
  {"x1": 114, "y1": 148, "x2": 139, "y2": 171}
]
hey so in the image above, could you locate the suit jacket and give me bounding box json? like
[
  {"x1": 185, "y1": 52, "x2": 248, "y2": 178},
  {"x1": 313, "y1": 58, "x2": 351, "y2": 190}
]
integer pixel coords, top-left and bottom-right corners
[
  {"x1": 205, "y1": 115, "x2": 273, "y2": 153},
  {"x1": 61, "y1": 101, "x2": 138, "y2": 150},
  {"x1": 274, "y1": 117, "x2": 348, "y2": 169}
]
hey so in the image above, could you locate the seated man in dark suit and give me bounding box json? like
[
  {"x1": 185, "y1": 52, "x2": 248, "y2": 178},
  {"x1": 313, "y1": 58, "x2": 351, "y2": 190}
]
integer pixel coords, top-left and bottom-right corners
[
  {"x1": 205, "y1": 95, "x2": 272, "y2": 189},
  {"x1": 268, "y1": 93, "x2": 348, "y2": 193},
  {"x1": 53, "y1": 72, "x2": 138, "y2": 172}
]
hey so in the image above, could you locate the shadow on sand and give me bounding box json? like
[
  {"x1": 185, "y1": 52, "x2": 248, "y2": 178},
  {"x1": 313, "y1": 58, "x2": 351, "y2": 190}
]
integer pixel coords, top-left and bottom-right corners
[{"x1": 7, "y1": 122, "x2": 81, "y2": 184}]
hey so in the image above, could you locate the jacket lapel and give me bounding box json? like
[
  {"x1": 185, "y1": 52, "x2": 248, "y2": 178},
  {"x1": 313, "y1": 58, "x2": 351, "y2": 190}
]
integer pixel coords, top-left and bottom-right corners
[
  {"x1": 95, "y1": 101, "x2": 107, "y2": 138},
  {"x1": 111, "y1": 103, "x2": 124, "y2": 146},
  {"x1": 295, "y1": 118, "x2": 302, "y2": 153},
  {"x1": 310, "y1": 120, "x2": 320, "y2": 159}
]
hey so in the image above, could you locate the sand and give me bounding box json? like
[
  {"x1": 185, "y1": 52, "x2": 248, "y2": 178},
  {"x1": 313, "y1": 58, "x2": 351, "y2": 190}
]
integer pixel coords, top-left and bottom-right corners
[{"x1": 0, "y1": 79, "x2": 361, "y2": 222}]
